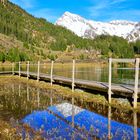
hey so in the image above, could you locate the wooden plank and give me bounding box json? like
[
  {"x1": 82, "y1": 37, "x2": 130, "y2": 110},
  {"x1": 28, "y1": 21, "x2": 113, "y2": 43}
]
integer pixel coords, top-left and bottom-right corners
[
  {"x1": 0, "y1": 71, "x2": 12, "y2": 74},
  {"x1": 112, "y1": 59, "x2": 135, "y2": 63},
  {"x1": 1, "y1": 71, "x2": 140, "y2": 97}
]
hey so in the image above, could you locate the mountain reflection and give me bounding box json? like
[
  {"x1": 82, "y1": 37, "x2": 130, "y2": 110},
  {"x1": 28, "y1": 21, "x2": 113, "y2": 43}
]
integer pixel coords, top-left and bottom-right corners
[
  {"x1": 22, "y1": 102, "x2": 140, "y2": 139},
  {"x1": 0, "y1": 82, "x2": 139, "y2": 139}
]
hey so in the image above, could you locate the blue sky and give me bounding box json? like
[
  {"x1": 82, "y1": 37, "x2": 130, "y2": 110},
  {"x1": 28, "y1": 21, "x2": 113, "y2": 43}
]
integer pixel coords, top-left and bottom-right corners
[{"x1": 10, "y1": 0, "x2": 140, "y2": 23}]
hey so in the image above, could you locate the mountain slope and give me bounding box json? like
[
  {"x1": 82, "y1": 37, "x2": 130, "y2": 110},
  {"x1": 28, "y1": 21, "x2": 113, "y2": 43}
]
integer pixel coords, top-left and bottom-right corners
[
  {"x1": 0, "y1": 1, "x2": 136, "y2": 61},
  {"x1": 0, "y1": 1, "x2": 97, "y2": 61},
  {"x1": 56, "y1": 12, "x2": 139, "y2": 42}
]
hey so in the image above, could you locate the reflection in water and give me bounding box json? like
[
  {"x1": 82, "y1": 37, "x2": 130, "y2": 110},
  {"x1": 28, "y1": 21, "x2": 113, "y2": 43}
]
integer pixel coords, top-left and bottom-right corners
[
  {"x1": 37, "y1": 88, "x2": 40, "y2": 108},
  {"x1": 50, "y1": 89, "x2": 53, "y2": 106},
  {"x1": 0, "y1": 82, "x2": 140, "y2": 139},
  {"x1": 72, "y1": 97, "x2": 75, "y2": 127},
  {"x1": 22, "y1": 102, "x2": 140, "y2": 139},
  {"x1": 18, "y1": 84, "x2": 21, "y2": 96},
  {"x1": 27, "y1": 84, "x2": 29, "y2": 101},
  {"x1": 108, "y1": 106, "x2": 111, "y2": 140},
  {"x1": 134, "y1": 111, "x2": 138, "y2": 140}
]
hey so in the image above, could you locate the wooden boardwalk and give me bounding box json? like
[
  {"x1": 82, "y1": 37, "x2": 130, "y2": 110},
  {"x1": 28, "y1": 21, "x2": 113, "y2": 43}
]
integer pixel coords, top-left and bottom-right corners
[
  {"x1": 0, "y1": 71, "x2": 139, "y2": 98},
  {"x1": 0, "y1": 58, "x2": 140, "y2": 108}
]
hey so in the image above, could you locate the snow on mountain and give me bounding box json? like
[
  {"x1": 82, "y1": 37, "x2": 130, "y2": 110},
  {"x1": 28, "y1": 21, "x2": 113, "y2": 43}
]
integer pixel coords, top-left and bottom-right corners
[
  {"x1": 55, "y1": 11, "x2": 139, "y2": 42},
  {"x1": 127, "y1": 22, "x2": 140, "y2": 42}
]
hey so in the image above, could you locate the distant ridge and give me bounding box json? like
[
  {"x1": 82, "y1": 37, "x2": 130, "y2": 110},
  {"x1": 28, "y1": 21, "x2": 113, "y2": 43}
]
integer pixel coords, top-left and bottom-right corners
[{"x1": 56, "y1": 11, "x2": 140, "y2": 42}]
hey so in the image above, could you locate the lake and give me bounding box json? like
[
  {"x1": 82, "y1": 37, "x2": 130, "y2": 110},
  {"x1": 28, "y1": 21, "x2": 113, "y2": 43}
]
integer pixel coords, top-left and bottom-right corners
[{"x1": 0, "y1": 79, "x2": 140, "y2": 139}]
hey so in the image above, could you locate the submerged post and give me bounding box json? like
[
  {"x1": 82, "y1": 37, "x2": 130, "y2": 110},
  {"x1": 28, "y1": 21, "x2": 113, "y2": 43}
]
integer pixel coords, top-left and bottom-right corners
[
  {"x1": 12, "y1": 62, "x2": 14, "y2": 75},
  {"x1": 72, "y1": 60, "x2": 75, "y2": 92},
  {"x1": 108, "y1": 58, "x2": 112, "y2": 104},
  {"x1": 50, "y1": 61, "x2": 54, "y2": 86},
  {"x1": 27, "y1": 61, "x2": 30, "y2": 80},
  {"x1": 133, "y1": 58, "x2": 139, "y2": 109},
  {"x1": 37, "y1": 61, "x2": 40, "y2": 82},
  {"x1": 19, "y1": 61, "x2": 21, "y2": 77}
]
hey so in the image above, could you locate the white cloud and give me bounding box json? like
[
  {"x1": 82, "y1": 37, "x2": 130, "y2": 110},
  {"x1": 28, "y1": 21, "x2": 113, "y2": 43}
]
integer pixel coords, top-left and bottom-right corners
[
  {"x1": 87, "y1": 0, "x2": 110, "y2": 18},
  {"x1": 87, "y1": 0, "x2": 140, "y2": 21},
  {"x1": 106, "y1": 10, "x2": 140, "y2": 21},
  {"x1": 110, "y1": 0, "x2": 127, "y2": 5}
]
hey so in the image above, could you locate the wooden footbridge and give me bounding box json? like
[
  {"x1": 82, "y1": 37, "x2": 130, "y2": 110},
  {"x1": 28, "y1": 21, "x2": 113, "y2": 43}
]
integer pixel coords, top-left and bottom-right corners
[{"x1": 0, "y1": 58, "x2": 140, "y2": 108}]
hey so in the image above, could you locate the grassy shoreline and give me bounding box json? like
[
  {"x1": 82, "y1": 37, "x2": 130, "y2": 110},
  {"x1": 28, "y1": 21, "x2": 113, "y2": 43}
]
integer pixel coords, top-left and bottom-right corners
[{"x1": 0, "y1": 75, "x2": 139, "y2": 112}]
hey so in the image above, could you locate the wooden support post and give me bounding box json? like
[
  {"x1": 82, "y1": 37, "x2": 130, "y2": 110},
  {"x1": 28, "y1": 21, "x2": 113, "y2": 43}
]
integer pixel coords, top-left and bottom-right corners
[
  {"x1": 19, "y1": 61, "x2": 21, "y2": 77},
  {"x1": 108, "y1": 58, "x2": 112, "y2": 104},
  {"x1": 27, "y1": 61, "x2": 30, "y2": 80},
  {"x1": 50, "y1": 61, "x2": 54, "y2": 86},
  {"x1": 37, "y1": 61, "x2": 40, "y2": 82},
  {"x1": 12, "y1": 62, "x2": 14, "y2": 75},
  {"x1": 72, "y1": 60, "x2": 75, "y2": 92},
  {"x1": 133, "y1": 58, "x2": 139, "y2": 109}
]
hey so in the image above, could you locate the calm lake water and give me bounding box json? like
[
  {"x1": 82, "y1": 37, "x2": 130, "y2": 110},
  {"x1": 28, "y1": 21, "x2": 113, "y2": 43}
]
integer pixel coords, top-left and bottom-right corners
[
  {"x1": 0, "y1": 62, "x2": 138, "y2": 85},
  {"x1": 0, "y1": 81, "x2": 140, "y2": 139}
]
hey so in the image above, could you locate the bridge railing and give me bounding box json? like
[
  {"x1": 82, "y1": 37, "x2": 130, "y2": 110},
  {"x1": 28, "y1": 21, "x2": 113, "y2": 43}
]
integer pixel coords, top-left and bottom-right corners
[
  {"x1": 108, "y1": 58, "x2": 140, "y2": 108},
  {"x1": 0, "y1": 58, "x2": 139, "y2": 108}
]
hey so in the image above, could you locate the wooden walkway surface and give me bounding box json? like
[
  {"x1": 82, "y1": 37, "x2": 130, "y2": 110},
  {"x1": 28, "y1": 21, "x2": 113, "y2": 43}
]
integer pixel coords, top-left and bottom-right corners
[{"x1": 0, "y1": 71, "x2": 139, "y2": 98}]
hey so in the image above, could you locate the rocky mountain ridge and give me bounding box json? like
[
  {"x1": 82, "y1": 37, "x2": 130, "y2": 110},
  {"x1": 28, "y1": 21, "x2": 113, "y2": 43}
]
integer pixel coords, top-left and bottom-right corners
[{"x1": 56, "y1": 12, "x2": 140, "y2": 42}]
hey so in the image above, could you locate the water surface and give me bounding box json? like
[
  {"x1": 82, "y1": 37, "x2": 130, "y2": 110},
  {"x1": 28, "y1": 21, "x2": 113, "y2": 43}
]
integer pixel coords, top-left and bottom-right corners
[{"x1": 0, "y1": 81, "x2": 140, "y2": 139}]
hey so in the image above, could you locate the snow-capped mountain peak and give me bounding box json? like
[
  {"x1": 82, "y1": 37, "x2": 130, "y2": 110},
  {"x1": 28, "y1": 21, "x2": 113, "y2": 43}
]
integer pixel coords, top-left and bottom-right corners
[{"x1": 56, "y1": 12, "x2": 139, "y2": 42}]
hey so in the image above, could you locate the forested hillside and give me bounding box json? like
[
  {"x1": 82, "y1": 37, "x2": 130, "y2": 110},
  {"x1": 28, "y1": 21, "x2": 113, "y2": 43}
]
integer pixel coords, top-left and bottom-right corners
[{"x1": 0, "y1": 0, "x2": 139, "y2": 62}]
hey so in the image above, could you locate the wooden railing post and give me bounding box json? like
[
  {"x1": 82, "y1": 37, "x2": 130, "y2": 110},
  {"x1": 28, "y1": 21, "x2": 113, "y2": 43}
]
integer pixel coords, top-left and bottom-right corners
[
  {"x1": 37, "y1": 61, "x2": 40, "y2": 82},
  {"x1": 27, "y1": 61, "x2": 30, "y2": 80},
  {"x1": 108, "y1": 58, "x2": 112, "y2": 104},
  {"x1": 12, "y1": 62, "x2": 14, "y2": 75},
  {"x1": 50, "y1": 61, "x2": 54, "y2": 86},
  {"x1": 19, "y1": 61, "x2": 21, "y2": 77},
  {"x1": 72, "y1": 60, "x2": 75, "y2": 92},
  {"x1": 134, "y1": 58, "x2": 139, "y2": 109}
]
